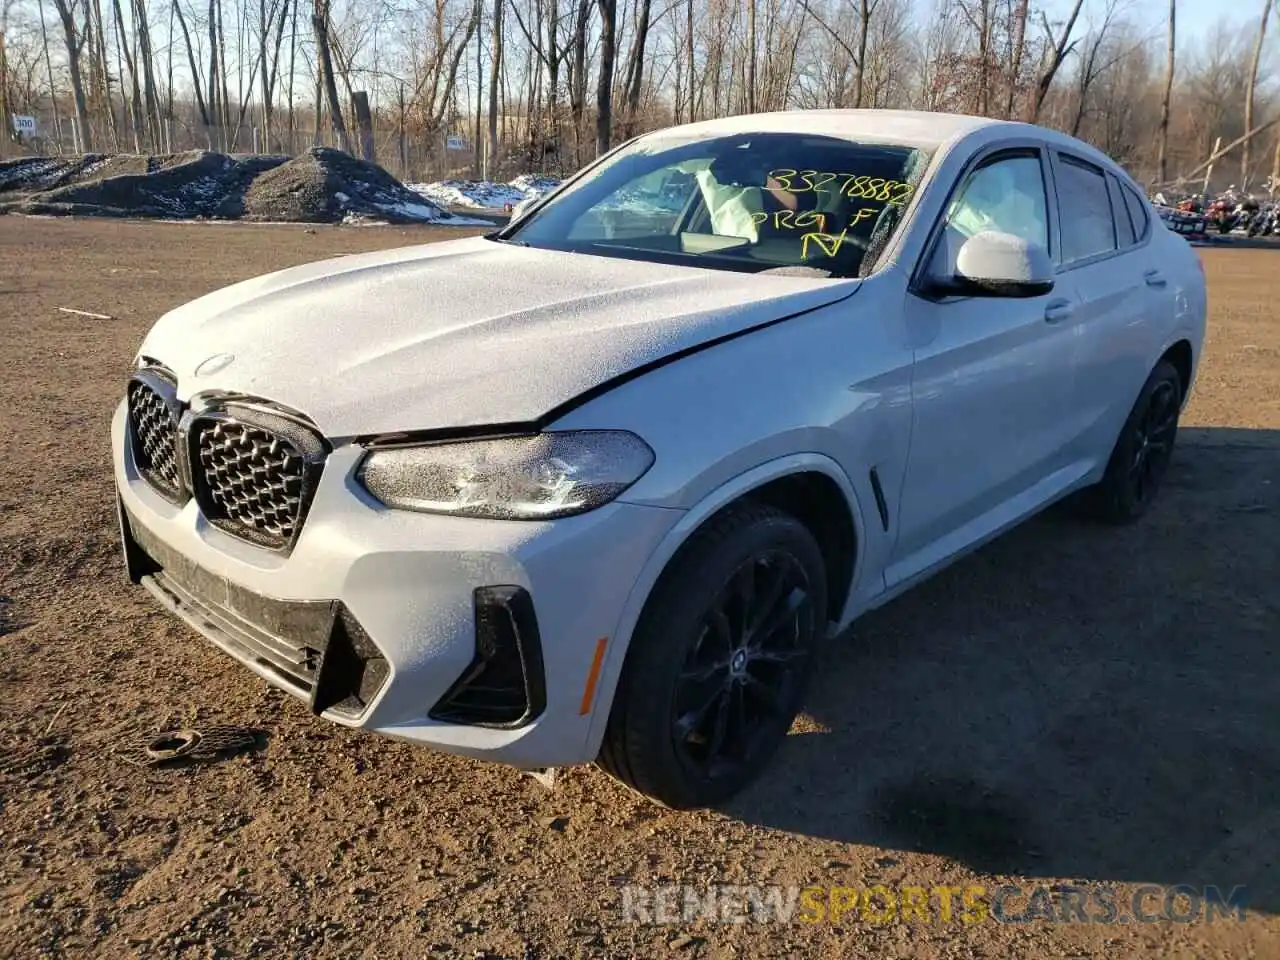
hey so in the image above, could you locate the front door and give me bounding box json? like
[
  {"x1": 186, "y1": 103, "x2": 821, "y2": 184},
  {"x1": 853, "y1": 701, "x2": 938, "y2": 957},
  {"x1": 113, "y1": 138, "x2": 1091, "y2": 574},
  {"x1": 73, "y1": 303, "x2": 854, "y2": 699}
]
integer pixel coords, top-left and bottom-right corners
[{"x1": 888, "y1": 148, "x2": 1082, "y2": 587}]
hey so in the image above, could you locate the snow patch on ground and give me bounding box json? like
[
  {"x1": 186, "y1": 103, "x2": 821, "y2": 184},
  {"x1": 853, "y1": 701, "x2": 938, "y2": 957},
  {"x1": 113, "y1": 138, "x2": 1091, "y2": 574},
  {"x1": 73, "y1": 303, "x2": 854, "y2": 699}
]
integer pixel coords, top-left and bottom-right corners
[{"x1": 409, "y1": 175, "x2": 563, "y2": 211}]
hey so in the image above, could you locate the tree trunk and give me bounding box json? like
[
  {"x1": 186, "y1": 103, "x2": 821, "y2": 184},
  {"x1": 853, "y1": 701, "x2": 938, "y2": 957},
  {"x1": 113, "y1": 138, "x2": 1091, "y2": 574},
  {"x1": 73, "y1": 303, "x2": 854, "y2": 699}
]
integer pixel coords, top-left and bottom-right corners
[
  {"x1": 595, "y1": 0, "x2": 616, "y2": 154},
  {"x1": 1242, "y1": 0, "x2": 1271, "y2": 188},
  {"x1": 1158, "y1": 0, "x2": 1176, "y2": 183},
  {"x1": 173, "y1": 1, "x2": 212, "y2": 141},
  {"x1": 52, "y1": 0, "x2": 92, "y2": 151},
  {"x1": 489, "y1": 0, "x2": 504, "y2": 172},
  {"x1": 312, "y1": 0, "x2": 349, "y2": 151},
  {"x1": 288, "y1": 0, "x2": 298, "y2": 150},
  {"x1": 133, "y1": 0, "x2": 163, "y2": 150},
  {"x1": 473, "y1": 8, "x2": 483, "y2": 176},
  {"x1": 569, "y1": 0, "x2": 589, "y2": 164},
  {"x1": 216, "y1": 0, "x2": 233, "y2": 144},
  {"x1": 208, "y1": 0, "x2": 221, "y2": 147},
  {"x1": 746, "y1": 0, "x2": 756, "y2": 113},
  {"x1": 165, "y1": 0, "x2": 174, "y2": 148},
  {"x1": 38, "y1": 0, "x2": 66, "y2": 150},
  {"x1": 1006, "y1": 0, "x2": 1028, "y2": 118},
  {"x1": 89, "y1": 0, "x2": 118, "y2": 148},
  {"x1": 111, "y1": 0, "x2": 145, "y2": 150},
  {"x1": 685, "y1": 0, "x2": 694, "y2": 121},
  {"x1": 0, "y1": 29, "x2": 9, "y2": 159},
  {"x1": 621, "y1": 0, "x2": 651, "y2": 137},
  {"x1": 855, "y1": 0, "x2": 871, "y2": 108}
]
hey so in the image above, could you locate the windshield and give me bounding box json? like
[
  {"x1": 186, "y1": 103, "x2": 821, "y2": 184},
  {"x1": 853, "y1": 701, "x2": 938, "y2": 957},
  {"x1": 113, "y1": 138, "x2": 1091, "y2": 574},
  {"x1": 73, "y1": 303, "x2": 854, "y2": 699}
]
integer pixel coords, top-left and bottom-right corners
[{"x1": 503, "y1": 132, "x2": 931, "y2": 278}]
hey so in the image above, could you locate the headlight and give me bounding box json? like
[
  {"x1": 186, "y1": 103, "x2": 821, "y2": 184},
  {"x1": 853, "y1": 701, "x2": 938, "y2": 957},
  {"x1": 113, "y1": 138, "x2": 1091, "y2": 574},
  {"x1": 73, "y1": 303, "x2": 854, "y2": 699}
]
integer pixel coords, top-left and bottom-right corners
[{"x1": 356, "y1": 430, "x2": 655, "y2": 520}]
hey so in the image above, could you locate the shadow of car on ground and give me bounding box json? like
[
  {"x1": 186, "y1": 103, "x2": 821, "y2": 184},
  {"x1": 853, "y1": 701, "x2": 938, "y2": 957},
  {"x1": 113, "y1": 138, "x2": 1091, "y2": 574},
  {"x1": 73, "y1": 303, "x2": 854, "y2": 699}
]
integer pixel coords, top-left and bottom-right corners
[{"x1": 722, "y1": 427, "x2": 1280, "y2": 914}]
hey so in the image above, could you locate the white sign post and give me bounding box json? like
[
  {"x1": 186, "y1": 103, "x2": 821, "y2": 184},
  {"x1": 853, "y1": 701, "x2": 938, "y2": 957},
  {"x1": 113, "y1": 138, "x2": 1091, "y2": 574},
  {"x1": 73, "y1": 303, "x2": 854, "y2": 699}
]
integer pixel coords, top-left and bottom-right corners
[{"x1": 11, "y1": 115, "x2": 37, "y2": 137}]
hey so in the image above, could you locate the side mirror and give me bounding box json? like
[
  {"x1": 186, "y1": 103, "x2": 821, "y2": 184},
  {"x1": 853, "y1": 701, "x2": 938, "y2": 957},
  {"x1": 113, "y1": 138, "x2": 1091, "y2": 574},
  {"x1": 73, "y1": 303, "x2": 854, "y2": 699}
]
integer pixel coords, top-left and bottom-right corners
[{"x1": 932, "y1": 231, "x2": 1055, "y2": 299}]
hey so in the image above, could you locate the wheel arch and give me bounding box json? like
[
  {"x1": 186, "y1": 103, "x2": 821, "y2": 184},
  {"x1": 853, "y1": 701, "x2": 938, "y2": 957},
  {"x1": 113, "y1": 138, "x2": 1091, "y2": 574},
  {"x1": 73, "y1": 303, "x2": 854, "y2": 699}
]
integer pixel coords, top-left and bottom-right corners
[
  {"x1": 1160, "y1": 338, "x2": 1195, "y2": 402},
  {"x1": 581, "y1": 453, "x2": 869, "y2": 759}
]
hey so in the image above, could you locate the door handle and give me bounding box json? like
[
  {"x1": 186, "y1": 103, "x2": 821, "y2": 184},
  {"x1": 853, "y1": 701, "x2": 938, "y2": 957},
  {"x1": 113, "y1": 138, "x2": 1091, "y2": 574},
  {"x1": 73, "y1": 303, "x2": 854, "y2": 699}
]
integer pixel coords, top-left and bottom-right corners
[
  {"x1": 1044, "y1": 298, "x2": 1075, "y2": 324},
  {"x1": 1144, "y1": 269, "x2": 1168, "y2": 288}
]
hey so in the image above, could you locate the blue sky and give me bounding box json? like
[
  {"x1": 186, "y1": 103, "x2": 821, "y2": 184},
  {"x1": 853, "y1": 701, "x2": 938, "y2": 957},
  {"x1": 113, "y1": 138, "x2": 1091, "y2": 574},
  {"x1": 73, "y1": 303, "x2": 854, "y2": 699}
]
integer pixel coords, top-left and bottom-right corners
[{"x1": 1044, "y1": 0, "x2": 1258, "y2": 45}]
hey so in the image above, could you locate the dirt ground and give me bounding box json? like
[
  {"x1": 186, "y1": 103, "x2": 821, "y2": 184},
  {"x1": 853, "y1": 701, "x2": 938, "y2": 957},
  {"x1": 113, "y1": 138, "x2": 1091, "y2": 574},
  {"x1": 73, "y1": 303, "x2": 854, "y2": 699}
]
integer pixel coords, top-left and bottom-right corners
[{"x1": 0, "y1": 217, "x2": 1277, "y2": 959}]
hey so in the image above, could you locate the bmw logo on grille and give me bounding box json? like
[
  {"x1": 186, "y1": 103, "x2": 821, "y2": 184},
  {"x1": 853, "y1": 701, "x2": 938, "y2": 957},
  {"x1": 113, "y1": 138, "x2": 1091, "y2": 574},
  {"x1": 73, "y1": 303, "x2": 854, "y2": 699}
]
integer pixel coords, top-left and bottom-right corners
[{"x1": 194, "y1": 353, "x2": 235, "y2": 376}]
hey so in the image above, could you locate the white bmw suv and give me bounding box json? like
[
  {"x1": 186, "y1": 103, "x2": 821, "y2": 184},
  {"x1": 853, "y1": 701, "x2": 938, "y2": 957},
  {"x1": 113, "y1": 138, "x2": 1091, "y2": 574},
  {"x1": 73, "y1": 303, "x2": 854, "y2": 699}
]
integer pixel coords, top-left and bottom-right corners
[{"x1": 113, "y1": 110, "x2": 1206, "y2": 808}]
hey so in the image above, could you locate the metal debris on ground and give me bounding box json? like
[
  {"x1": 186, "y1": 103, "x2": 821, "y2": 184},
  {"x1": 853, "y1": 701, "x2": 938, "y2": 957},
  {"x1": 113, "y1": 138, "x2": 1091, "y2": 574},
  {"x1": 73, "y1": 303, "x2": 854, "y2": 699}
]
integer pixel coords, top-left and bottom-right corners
[
  {"x1": 523, "y1": 766, "x2": 558, "y2": 789},
  {"x1": 122, "y1": 725, "x2": 262, "y2": 768},
  {"x1": 56, "y1": 307, "x2": 114, "y2": 320}
]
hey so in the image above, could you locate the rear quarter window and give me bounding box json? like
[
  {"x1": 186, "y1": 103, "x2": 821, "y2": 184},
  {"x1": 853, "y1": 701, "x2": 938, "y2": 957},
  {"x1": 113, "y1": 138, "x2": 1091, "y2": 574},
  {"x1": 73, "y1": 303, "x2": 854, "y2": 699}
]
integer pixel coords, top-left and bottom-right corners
[{"x1": 1121, "y1": 184, "x2": 1152, "y2": 241}]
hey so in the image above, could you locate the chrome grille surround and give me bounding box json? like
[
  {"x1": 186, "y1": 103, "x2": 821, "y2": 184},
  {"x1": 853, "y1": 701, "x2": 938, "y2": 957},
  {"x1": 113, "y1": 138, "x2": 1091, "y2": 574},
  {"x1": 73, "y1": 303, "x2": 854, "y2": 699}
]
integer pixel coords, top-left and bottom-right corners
[
  {"x1": 185, "y1": 403, "x2": 328, "y2": 552},
  {"x1": 126, "y1": 367, "x2": 187, "y2": 503}
]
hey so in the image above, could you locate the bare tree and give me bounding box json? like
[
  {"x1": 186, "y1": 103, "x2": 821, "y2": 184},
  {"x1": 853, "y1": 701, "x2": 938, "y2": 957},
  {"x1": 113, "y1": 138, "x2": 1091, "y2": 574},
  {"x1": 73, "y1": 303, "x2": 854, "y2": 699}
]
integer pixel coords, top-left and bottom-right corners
[
  {"x1": 1005, "y1": 0, "x2": 1028, "y2": 118},
  {"x1": 110, "y1": 0, "x2": 143, "y2": 148},
  {"x1": 1068, "y1": 0, "x2": 1121, "y2": 137},
  {"x1": 802, "y1": 0, "x2": 882, "y2": 109},
  {"x1": 50, "y1": 0, "x2": 91, "y2": 149},
  {"x1": 568, "y1": 0, "x2": 591, "y2": 161},
  {"x1": 488, "y1": 0, "x2": 504, "y2": 168},
  {"x1": 1158, "y1": 0, "x2": 1176, "y2": 183},
  {"x1": 0, "y1": 0, "x2": 14, "y2": 157},
  {"x1": 312, "y1": 0, "x2": 348, "y2": 150},
  {"x1": 1242, "y1": 0, "x2": 1273, "y2": 187},
  {"x1": 595, "y1": 0, "x2": 615, "y2": 153},
  {"x1": 1027, "y1": 0, "x2": 1084, "y2": 123},
  {"x1": 619, "y1": 0, "x2": 651, "y2": 136},
  {"x1": 255, "y1": 0, "x2": 291, "y2": 151}
]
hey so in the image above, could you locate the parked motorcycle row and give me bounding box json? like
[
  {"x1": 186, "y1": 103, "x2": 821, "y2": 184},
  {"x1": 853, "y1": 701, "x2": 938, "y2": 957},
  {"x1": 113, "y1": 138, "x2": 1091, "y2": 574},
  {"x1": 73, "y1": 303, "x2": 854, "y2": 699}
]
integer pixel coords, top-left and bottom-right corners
[{"x1": 1153, "y1": 189, "x2": 1280, "y2": 238}]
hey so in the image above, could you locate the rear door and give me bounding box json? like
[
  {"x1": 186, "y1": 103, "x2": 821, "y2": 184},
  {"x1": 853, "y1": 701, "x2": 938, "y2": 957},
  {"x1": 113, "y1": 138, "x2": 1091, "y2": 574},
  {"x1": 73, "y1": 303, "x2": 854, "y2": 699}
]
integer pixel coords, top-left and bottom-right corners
[
  {"x1": 889, "y1": 145, "x2": 1083, "y2": 586},
  {"x1": 1049, "y1": 152, "x2": 1163, "y2": 467}
]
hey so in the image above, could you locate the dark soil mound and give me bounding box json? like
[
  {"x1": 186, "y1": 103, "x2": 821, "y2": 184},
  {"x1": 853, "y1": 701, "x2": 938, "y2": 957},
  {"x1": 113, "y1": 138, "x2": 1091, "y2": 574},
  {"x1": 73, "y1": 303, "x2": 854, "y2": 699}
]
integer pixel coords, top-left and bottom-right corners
[
  {"x1": 240, "y1": 148, "x2": 445, "y2": 223},
  {"x1": 0, "y1": 148, "x2": 450, "y2": 224}
]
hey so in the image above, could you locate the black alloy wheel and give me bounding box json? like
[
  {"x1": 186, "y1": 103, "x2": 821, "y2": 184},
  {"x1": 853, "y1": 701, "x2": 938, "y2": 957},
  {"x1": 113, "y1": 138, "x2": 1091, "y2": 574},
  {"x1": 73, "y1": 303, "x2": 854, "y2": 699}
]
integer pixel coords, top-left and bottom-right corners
[
  {"x1": 1127, "y1": 378, "x2": 1180, "y2": 510},
  {"x1": 599, "y1": 502, "x2": 828, "y2": 808},
  {"x1": 1084, "y1": 359, "x2": 1184, "y2": 524},
  {"x1": 671, "y1": 551, "x2": 814, "y2": 781}
]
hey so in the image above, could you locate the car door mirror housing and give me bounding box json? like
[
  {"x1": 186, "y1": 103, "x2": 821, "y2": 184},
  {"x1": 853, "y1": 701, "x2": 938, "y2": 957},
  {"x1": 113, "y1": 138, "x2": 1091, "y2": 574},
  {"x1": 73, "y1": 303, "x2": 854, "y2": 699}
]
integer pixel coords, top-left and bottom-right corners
[{"x1": 929, "y1": 231, "x2": 1055, "y2": 299}]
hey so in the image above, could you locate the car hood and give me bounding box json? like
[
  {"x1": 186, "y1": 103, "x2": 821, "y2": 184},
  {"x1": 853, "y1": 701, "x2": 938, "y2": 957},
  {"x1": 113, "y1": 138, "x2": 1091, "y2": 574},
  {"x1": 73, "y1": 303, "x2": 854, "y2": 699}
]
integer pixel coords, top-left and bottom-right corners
[{"x1": 140, "y1": 235, "x2": 859, "y2": 437}]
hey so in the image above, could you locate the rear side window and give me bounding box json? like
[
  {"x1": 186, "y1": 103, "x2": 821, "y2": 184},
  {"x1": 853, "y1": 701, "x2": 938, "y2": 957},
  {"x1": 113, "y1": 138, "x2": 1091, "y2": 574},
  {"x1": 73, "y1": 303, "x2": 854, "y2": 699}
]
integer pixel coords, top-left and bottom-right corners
[
  {"x1": 1121, "y1": 184, "x2": 1151, "y2": 240},
  {"x1": 1109, "y1": 175, "x2": 1137, "y2": 247},
  {"x1": 1056, "y1": 155, "x2": 1117, "y2": 263}
]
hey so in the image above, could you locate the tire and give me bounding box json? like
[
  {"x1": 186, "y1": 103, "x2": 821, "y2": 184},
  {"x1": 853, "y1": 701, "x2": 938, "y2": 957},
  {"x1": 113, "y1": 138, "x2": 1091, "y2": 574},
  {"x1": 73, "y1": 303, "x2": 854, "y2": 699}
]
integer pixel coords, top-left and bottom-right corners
[
  {"x1": 1082, "y1": 360, "x2": 1183, "y2": 525},
  {"x1": 598, "y1": 502, "x2": 828, "y2": 809}
]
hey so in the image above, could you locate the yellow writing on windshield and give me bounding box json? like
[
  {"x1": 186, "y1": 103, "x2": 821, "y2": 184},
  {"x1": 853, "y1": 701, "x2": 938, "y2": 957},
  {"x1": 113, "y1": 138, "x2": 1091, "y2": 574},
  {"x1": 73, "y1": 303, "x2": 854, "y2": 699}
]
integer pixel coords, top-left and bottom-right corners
[
  {"x1": 801, "y1": 228, "x2": 850, "y2": 259},
  {"x1": 768, "y1": 169, "x2": 915, "y2": 207},
  {"x1": 750, "y1": 210, "x2": 828, "y2": 232}
]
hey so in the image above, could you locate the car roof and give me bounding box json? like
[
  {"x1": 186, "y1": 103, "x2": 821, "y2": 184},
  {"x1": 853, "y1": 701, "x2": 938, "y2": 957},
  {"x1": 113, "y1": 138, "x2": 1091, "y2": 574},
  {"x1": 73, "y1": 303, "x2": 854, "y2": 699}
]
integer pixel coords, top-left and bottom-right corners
[
  {"x1": 642, "y1": 109, "x2": 1013, "y2": 150},
  {"x1": 639, "y1": 109, "x2": 1127, "y2": 179}
]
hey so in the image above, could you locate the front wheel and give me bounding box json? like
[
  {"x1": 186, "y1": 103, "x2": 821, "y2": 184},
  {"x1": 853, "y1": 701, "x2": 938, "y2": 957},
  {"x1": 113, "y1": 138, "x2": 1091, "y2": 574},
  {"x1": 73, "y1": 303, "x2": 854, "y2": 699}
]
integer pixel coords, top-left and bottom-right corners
[
  {"x1": 1082, "y1": 360, "x2": 1183, "y2": 524},
  {"x1": 598, "y1": 503, "x2": 828, "y2": 808}
]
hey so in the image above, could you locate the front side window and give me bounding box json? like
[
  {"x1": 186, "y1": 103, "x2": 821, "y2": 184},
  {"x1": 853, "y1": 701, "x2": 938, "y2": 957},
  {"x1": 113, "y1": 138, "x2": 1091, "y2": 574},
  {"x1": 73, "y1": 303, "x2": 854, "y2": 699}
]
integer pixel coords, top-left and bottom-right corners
[
  {"x1": 928, "y1": 153, "x2": 1050, "y2": 278},
  {"x1": 1057, "y1": 155, "x2": 1118, "y2": 263},
  {"x1": 505, "y1": 132, "x2": 931, "y2": 278}
]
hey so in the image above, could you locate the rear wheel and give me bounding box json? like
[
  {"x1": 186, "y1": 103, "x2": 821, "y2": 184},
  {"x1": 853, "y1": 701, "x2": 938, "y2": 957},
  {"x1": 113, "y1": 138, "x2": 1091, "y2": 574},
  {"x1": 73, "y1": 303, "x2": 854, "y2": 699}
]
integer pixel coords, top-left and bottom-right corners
[
  {"x1": 598, "y1": 503, "x2": 828, "y2": 808},
  {"x1": 1083, "y1": 359, "x2": 1183, "y2": 524}
]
